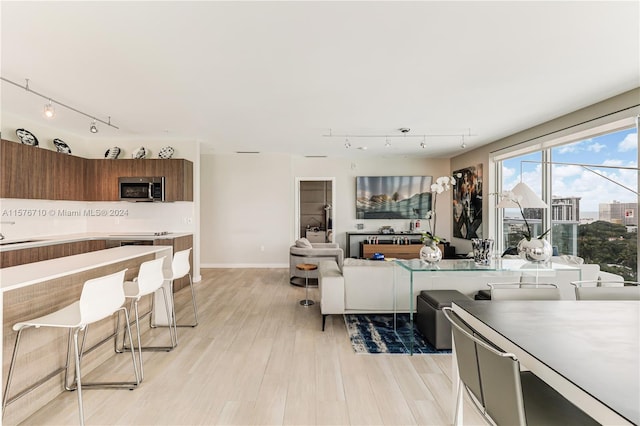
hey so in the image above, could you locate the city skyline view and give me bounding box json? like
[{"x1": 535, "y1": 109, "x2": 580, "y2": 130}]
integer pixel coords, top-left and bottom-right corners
[{"x1": 502, "y1": 127, "x2": 638, "y2": 215}]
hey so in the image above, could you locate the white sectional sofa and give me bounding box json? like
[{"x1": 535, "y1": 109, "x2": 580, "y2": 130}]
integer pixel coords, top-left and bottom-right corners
[
  {"x1": 318, "y1": 258, "x2": 395, "y2": 330},
  {"x1": 318, "y1": 255, "x2": 624, "y2": 330}
]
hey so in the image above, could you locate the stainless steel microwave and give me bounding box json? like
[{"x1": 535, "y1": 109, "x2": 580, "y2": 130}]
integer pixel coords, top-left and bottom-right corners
[{"x1": 119, "y1": 177, "x2": 166, "y2": 202}]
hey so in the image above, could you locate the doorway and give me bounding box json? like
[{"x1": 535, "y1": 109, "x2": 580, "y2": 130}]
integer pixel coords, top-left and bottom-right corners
[{"x1": 295, "y1": 178, "x2": 335, "y2": 242}]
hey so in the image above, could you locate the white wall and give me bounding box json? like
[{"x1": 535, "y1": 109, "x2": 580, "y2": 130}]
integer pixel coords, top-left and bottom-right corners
[
  {"x1": 200, "y1": 153, "x2": 292, "y2": 267},
  {"x1": 200, "y1": 153, "x2": 452, "y2": 267}
]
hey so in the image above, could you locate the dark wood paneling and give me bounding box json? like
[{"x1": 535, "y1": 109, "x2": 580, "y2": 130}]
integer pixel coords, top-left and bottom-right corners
[
  {"x1": 84, "y1": 159, "x2": 132, "y2": 201},
  {"x1": 0, "y1": 140, "x2": 50, "y2": 199},
  {"x1": 0, "y1": 240, "x2": 108, "y2": 268},
  {"x1": 52, "y1": 153, "x2": 85, "y2": 200},
  {"x1": 1, "y1": 139, "x2": 27, "y2": 198}
]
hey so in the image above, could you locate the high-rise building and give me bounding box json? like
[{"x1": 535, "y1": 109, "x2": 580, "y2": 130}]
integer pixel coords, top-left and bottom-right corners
[
  {"x1": 599, "y1": 201, "x2": 638, "y2": 226},
  {"x1": 552, "y1": 196, "x2": 580, "y2": 221},
  {"x1": 504, "y1": 196, "x2": 581, "y2": 255}
]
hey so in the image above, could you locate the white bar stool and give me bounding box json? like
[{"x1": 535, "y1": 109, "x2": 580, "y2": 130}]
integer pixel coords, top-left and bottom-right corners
[
  {"x1": 2, "y1": 269, "x2": 140, "y2": 426},
  {"x1": 155, "y1": 248, "x2": 198, "y2": 328},
  {"x1": 116, "y1": 257, "x2": 176, "y2": 382}
]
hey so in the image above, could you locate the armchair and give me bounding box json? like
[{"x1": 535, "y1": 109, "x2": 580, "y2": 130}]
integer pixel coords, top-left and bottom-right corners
[{"x1": 290, "y1": 238, "x2": 343, "y2": 286}]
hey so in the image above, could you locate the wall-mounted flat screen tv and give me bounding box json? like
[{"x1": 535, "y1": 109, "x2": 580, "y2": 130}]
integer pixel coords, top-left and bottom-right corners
[{"x1": 356, "y1": 176, "x2": 432, "y2": 219}]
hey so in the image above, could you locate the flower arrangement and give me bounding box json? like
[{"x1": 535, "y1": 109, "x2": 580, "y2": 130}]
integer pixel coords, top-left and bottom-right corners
[
  {"x1": 421, "y1": 175, "x2": 457, "y2": 244},
  {"x1": 498, "y1": 190, "x2": 549, "y2": 241}
]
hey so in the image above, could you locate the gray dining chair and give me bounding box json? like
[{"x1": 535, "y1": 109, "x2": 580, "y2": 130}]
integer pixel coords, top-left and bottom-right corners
[
  {"x1": 442, "y1": 307, "x2": 599, "y2": 426},
  {"x1": 488, "y1": 283, "x2": 561, "y2": 301},
  {"x1": 572, "y1": 280, "x2": 640, "y2": 300}
]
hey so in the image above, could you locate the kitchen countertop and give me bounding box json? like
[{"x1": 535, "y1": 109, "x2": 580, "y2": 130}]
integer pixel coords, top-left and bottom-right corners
[
  {"x1": 1, "y1": 245, "x2": 173, "y2": 292},
  {"x1": 0, "y1": 232, "x2": 193, "y2": 252}
]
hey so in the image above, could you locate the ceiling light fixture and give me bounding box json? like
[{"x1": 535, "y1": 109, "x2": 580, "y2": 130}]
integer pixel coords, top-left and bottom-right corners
[
  {"x1": 43, "y1": 100, "x2": 55, "y2": 118},
  {"x1": 326, "y1": 127, "x2": 475, "y2": 150},
  {"x1": 89, "y1": 120, "x2": 98, "y2": 133},
  {"x1": 1, "y1": 77, "x2": 119, "y2": 132}
]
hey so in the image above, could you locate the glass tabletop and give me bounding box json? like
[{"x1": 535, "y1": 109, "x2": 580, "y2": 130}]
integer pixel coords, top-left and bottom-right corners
[
  {"x1": 394, "y1": 258, "x2": 580, "y2": 273},
  {"x1": 392, "y1": 258, "x2": 581, "y2": 354}
]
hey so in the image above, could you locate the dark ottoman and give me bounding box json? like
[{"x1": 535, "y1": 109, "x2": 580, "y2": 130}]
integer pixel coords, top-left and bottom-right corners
[{"x1": 416, "y1": 290, "x2": 470, "y2": 350}]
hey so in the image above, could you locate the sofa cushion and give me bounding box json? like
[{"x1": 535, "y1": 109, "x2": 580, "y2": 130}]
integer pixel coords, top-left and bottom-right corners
[
  {"x1": 552, "y1": 255, "x2": 584, "y2": 264},
  {"x1": 296, "y1": 237, "x2": 313, "y2": 248}
]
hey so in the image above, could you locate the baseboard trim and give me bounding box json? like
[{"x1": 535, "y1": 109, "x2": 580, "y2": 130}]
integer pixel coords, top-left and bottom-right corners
[{"x1": 200, "y1": 263, "x2": 288, "y2": 269}]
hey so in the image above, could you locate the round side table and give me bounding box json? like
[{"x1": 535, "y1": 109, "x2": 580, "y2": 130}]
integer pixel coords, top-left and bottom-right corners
[{"x1": 296, "y1": 263, "x2": 317, "y2": 307}]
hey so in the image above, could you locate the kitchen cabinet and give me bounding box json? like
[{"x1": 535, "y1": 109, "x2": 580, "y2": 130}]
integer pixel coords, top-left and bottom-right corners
[
  {"x1": 1, "y1": 139, "x2": 193, "y2": 202},
  {"x1": 85, "y1": 158, "x2": 192, "y2": 201},
  {"x1": 84, "y1": 159, "x2": 133, "y2": 201},
  {"x1": 1, "y1": 141, "x2": 54, "y2": 199},
  {"x1": 0, "y1": 139, "x2": 29, "y2": 198},
  {"x1": 53, "y1": 151, "x2": 85, "y2": 200}
]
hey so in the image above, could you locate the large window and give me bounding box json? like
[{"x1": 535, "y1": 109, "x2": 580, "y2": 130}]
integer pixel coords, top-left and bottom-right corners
[{"x1": 500, "y1": 126, "x2": 638, "y2": 280}]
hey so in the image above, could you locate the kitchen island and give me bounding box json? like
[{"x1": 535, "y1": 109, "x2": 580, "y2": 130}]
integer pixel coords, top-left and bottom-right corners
[
  {"x1": 1, "y1": 245, "x2": 172, "y2": 425},
  {"x1": 0, "y1": 232, "x2": 193, "y2": 291}
]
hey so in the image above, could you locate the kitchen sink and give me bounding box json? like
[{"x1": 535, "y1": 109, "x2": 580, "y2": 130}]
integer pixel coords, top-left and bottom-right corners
[{"x1": 0, "y1": 239, "x2": 42, "y2": 246}]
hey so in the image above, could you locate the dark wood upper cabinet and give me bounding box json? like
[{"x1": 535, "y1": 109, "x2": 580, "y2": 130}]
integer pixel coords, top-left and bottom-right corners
[
  {"x1": 84, "y1": 159, "x2": 133, "y2": 201},
  {"x1": 1, "y1": 140, "x2": 59, "y2": 199},
  {"x1": 1, "y1": 139, "x2": 193, "y2": 201},
  {"x1": 53, "y1": 152, "x2": 85, "y2": 200}
]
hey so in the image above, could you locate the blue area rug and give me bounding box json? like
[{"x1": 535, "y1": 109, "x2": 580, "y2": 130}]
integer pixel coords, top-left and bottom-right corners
[{"x1": 344, "y1": 313, "x2": 451, "y2": 354}]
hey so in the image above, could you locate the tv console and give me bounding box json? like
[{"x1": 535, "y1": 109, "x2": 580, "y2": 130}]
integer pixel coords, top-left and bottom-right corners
[
  {"x1": 345, "y1": 232, "x2": 423, "y2": 258},
  {"x1": 361, "y1": 242, "x2": 424, "y2": 260}
]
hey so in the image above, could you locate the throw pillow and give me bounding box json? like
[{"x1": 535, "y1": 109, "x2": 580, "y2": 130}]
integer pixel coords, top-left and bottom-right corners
[{"x1": 296, "y1": 238, "x2": 312, "y2": 248}]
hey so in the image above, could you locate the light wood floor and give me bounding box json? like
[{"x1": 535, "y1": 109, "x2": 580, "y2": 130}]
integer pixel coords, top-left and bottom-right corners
[{"x1": 19, "y1": 268, "x2": 485, "y2": 425}]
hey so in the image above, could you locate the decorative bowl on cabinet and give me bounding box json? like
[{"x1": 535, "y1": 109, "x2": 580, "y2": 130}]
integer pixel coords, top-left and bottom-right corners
[
  {"x1": 53, "y1": 138, "x2": 72, "y2": 154},
  {"x1": 16, "y1": 128, "x2": 38, "y2": 146}
]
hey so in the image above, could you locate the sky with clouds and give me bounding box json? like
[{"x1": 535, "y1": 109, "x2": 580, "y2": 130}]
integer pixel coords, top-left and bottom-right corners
[{"x1": 503, "y1": 127, "x2": 638, "y2": 214}]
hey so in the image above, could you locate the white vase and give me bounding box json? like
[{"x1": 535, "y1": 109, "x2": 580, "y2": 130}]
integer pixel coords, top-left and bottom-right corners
[
  {"x1": 420, "y1": 241, "x2": 442, "y2": 263},
  {"x1": 517, "y1": 238, "x2": 552, "y2": 263}
]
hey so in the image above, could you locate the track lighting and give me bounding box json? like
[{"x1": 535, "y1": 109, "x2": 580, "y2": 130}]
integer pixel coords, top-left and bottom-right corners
[
  {"x1": 43, "y1": 100, "x2": 55, "y2": 118},
  {"x1": 1, "y1": 77, "x2": 119, "y2": 132},
  {"x1": 327, "y1": 127, "x2": 475, "y2": 150}
]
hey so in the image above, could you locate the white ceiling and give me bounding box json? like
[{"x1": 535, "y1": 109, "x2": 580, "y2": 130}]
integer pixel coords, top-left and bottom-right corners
[{"x1": 1, "y1": 1, "x2": 638, "y2": 158}]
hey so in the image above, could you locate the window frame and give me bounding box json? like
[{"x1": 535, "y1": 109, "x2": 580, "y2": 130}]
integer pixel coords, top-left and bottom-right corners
[{"x1": 490, "y1": 116, "x2": 638, "y2": 259}]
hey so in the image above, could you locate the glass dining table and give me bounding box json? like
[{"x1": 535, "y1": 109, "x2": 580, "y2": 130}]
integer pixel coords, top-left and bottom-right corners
[{"x1": 392, "y1": 258, "x2": 582, "y2": 354}]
